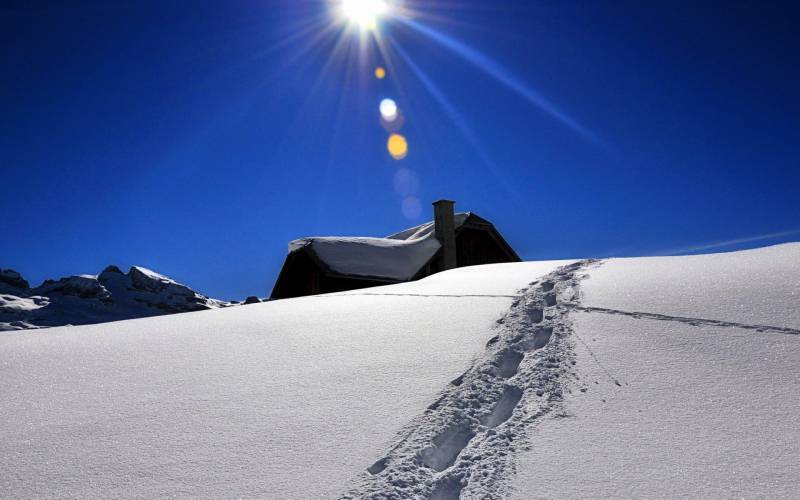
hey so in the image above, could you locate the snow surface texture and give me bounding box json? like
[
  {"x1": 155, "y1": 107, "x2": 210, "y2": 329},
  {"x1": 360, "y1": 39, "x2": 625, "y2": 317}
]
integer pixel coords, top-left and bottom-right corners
[
  {"x1": 0, "y1": 265, "x2": 228, "y2": 331},
  {"x1": 511, "y1": 313, "x2": 800, "y2": 498},
  {"x1": 287, "y1": 214, "x2": 470, "y2": 281},
  {"x1": 580, "y1": 242, "x2": 800, "y2": 330},
  {"x1": 511, "y1": 243, "x2": 800, "y2": 498},
  {"x1": 0, "y1": 260, "x2": 568, "y2": 499},
  {"x1": 343, "y1": 260, "x2": 599, "y2": 499},
  {"x1": 2, "y1": 244, "x2": 799, "y2": 499}
]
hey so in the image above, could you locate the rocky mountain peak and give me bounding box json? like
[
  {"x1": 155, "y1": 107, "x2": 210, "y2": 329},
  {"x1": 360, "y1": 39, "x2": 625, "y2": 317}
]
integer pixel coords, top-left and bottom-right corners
[
  {"x1": 0, "y1": 269, "x2": 30, "y2": 290},
  {"x1": 1, "y1": 265, "x2": 233, "y2": 331}
]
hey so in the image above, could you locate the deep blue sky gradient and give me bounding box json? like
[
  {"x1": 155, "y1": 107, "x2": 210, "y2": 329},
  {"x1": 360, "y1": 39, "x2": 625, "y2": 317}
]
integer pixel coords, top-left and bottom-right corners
[{"x1": 2, "y1": 1, "x2": 799, "y2": 299}]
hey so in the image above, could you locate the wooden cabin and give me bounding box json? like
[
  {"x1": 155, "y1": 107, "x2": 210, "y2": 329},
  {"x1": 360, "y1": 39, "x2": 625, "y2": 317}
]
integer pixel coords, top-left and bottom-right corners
[{"x1": 270, "y1": 200, "x2": 520, "y2": 299}]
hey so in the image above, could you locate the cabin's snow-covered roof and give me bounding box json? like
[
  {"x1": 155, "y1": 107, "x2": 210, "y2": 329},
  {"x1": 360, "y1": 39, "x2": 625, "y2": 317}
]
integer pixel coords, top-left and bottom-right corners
[
  {"x1": 289, "y1": 236, "x2": 439, "y2": 281},
  {"x1": 288, "y1": 213, "x2": 472, "y2": 281},
  {"x1": 386, "y1": 212, "x2": 470, "y2": 241}
]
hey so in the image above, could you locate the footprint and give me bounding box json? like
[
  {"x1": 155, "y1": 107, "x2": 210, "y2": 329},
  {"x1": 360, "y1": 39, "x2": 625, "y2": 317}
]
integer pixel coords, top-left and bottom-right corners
[
  {"x1": 540, "y1": 281, "x2": 554, "y2": 292},
  {"x1": 481, "y1": 386, "x2": 524, "y2": 428},
  {"x1": 493, "y1": 348, "x2": 524, "y2": 378},
  {"x1": 515, "y1": 327, "x2": 553, "y2": 351},
  {"x1": 367, "y1": 457, "x2": 389, "y2": 475},
  {"x1": 528, "y1": 307, "x2": 544, "y2": 323},
  {"x1": 543, "y1": 293, "x2": 557, "y2": 307},
  {"x1": 430, "y1": 475, "x2": 465, "y2": 500},
  {"x1": 559, "y1": 287, "x2": 576, "y2": 302},
  {"x1": 417, "y1": 424, "x2": 476, "y2": 472}
]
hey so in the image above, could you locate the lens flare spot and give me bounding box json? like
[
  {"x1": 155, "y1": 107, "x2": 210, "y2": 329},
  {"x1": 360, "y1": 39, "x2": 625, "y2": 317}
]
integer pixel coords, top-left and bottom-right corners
[
  {"x1": 387, "y1": 133, "x2": 408, "y2": 160},
  {"x1": 401, "y1": 196, "x2": 422, "y2": 219},
  {"x1": 380, "y1": 98, "x2": 398, "y2": 122},
  {"x1": 393, "y1": 168, "x2": 419, "y2": 196},
  {"x1": 380, "y1": 112, "x2": 404, "y2": 132},
  {"x1": 374, "y1": 66, "x2": 386, "y2": 79}
]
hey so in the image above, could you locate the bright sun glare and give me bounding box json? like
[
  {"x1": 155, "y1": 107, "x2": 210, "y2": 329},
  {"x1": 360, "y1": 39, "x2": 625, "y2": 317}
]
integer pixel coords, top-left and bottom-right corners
[{"x1": 340, "y1": 0, "x2": 389, "y2": 30}]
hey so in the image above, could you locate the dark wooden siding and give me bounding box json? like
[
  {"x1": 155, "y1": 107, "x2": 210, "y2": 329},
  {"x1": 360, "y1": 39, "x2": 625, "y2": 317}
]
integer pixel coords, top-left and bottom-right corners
[
  {"x1": 456, "y1": 228, "x2": 517, "y2": 267},
  {"x1": 272, "y1": 251, "x2": 397, "y2": 299},
  {"x1": 271, "y1": 251, "x2": 322, "y2": 299}
]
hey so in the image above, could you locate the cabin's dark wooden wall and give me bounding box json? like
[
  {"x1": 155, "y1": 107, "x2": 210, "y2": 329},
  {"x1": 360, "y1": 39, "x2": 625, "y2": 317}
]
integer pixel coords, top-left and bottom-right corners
[
  {"x1": 272, "y1": 252, "x2": 396, "y2": 299},
  {"x1": 428, "y1": 228, "x2": 517, "y2": 274},
  {"x1": 272, "y1": 252, "x2": 320, "y2": 299},
  {"x1": 456, "y1": 228, "x2": 516, "y2": 267}
]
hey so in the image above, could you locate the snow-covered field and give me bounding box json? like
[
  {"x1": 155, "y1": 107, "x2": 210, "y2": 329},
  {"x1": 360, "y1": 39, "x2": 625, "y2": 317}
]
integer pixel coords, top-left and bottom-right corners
[
  {"x1": 512, "y1": 244, "x2": 800, "y2": 498},
  {"x1": 1, "y1": 244, "x2": 798, "y2": 498}
]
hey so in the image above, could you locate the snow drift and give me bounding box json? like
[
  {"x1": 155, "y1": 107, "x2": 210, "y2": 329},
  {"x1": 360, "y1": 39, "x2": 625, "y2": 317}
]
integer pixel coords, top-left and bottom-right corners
[{"x1": 1, "y1": 243, "x2": 798, "y2": 498}]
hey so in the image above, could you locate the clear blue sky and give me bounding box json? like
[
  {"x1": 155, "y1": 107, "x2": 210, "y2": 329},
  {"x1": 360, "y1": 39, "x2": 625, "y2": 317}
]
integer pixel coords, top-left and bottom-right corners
[{"x1": 2, "y1": 1, "x2": 798, "y2": 300}]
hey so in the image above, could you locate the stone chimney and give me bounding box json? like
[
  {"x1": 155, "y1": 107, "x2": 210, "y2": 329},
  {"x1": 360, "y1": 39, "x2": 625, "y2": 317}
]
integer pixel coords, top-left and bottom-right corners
[{"x1": 433, "y1": 199, "x2": 457, "y2": 270}]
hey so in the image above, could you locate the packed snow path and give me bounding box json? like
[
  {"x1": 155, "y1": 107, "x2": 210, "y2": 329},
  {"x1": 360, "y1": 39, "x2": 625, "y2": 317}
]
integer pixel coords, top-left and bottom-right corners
[{"x1": 343, "y1": 260, "x2": 601, "y2": 499}]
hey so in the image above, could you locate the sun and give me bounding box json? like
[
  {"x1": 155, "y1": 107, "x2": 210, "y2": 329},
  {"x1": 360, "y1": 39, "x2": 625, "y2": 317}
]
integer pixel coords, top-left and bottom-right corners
[{"x1": 340, "y1": 0, "x2": 389, "y2": 30}]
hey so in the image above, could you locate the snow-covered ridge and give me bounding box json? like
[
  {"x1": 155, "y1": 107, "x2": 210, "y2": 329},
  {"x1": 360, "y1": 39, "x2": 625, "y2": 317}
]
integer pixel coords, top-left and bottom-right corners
[{"x1": 0, "y1": 265, "x2": 231, "y2": 331}]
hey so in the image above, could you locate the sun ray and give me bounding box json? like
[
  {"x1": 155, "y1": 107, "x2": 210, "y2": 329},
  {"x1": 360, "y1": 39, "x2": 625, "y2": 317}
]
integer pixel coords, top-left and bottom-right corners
[
  {"x1": 395, "y1": 17, "x2": 606, "y2": 146},
  {"x1": 389, "y1": 37, "x2": 522, "y2": 203},
  {"x1": 278, "y1": 20, "x2": 344, "y2": 67},
  {"x1": 275, "y1": 25, "x2": 356, "y2": 143}
]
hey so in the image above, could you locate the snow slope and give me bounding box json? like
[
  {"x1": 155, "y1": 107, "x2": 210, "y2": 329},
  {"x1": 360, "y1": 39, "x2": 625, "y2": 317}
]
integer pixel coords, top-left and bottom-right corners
[
  {"x1": 512, "y1": 244, "x2": 800, "y2": 498},
  {"x1": 0, "y1": 260, "x2": 569, "y2": 499},
  {"x1": 2, "y1": 244, "x2": 799, "y2": 499},
  {"x1": 580, "y1": 242, "x2": 800, "y2": 329}
]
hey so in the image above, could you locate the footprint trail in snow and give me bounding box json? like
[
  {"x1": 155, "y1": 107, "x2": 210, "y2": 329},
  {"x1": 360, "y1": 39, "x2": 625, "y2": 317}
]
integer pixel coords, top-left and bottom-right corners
[{"x1": 341, "y1": 260, "x2": 601, "y2": 499}]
